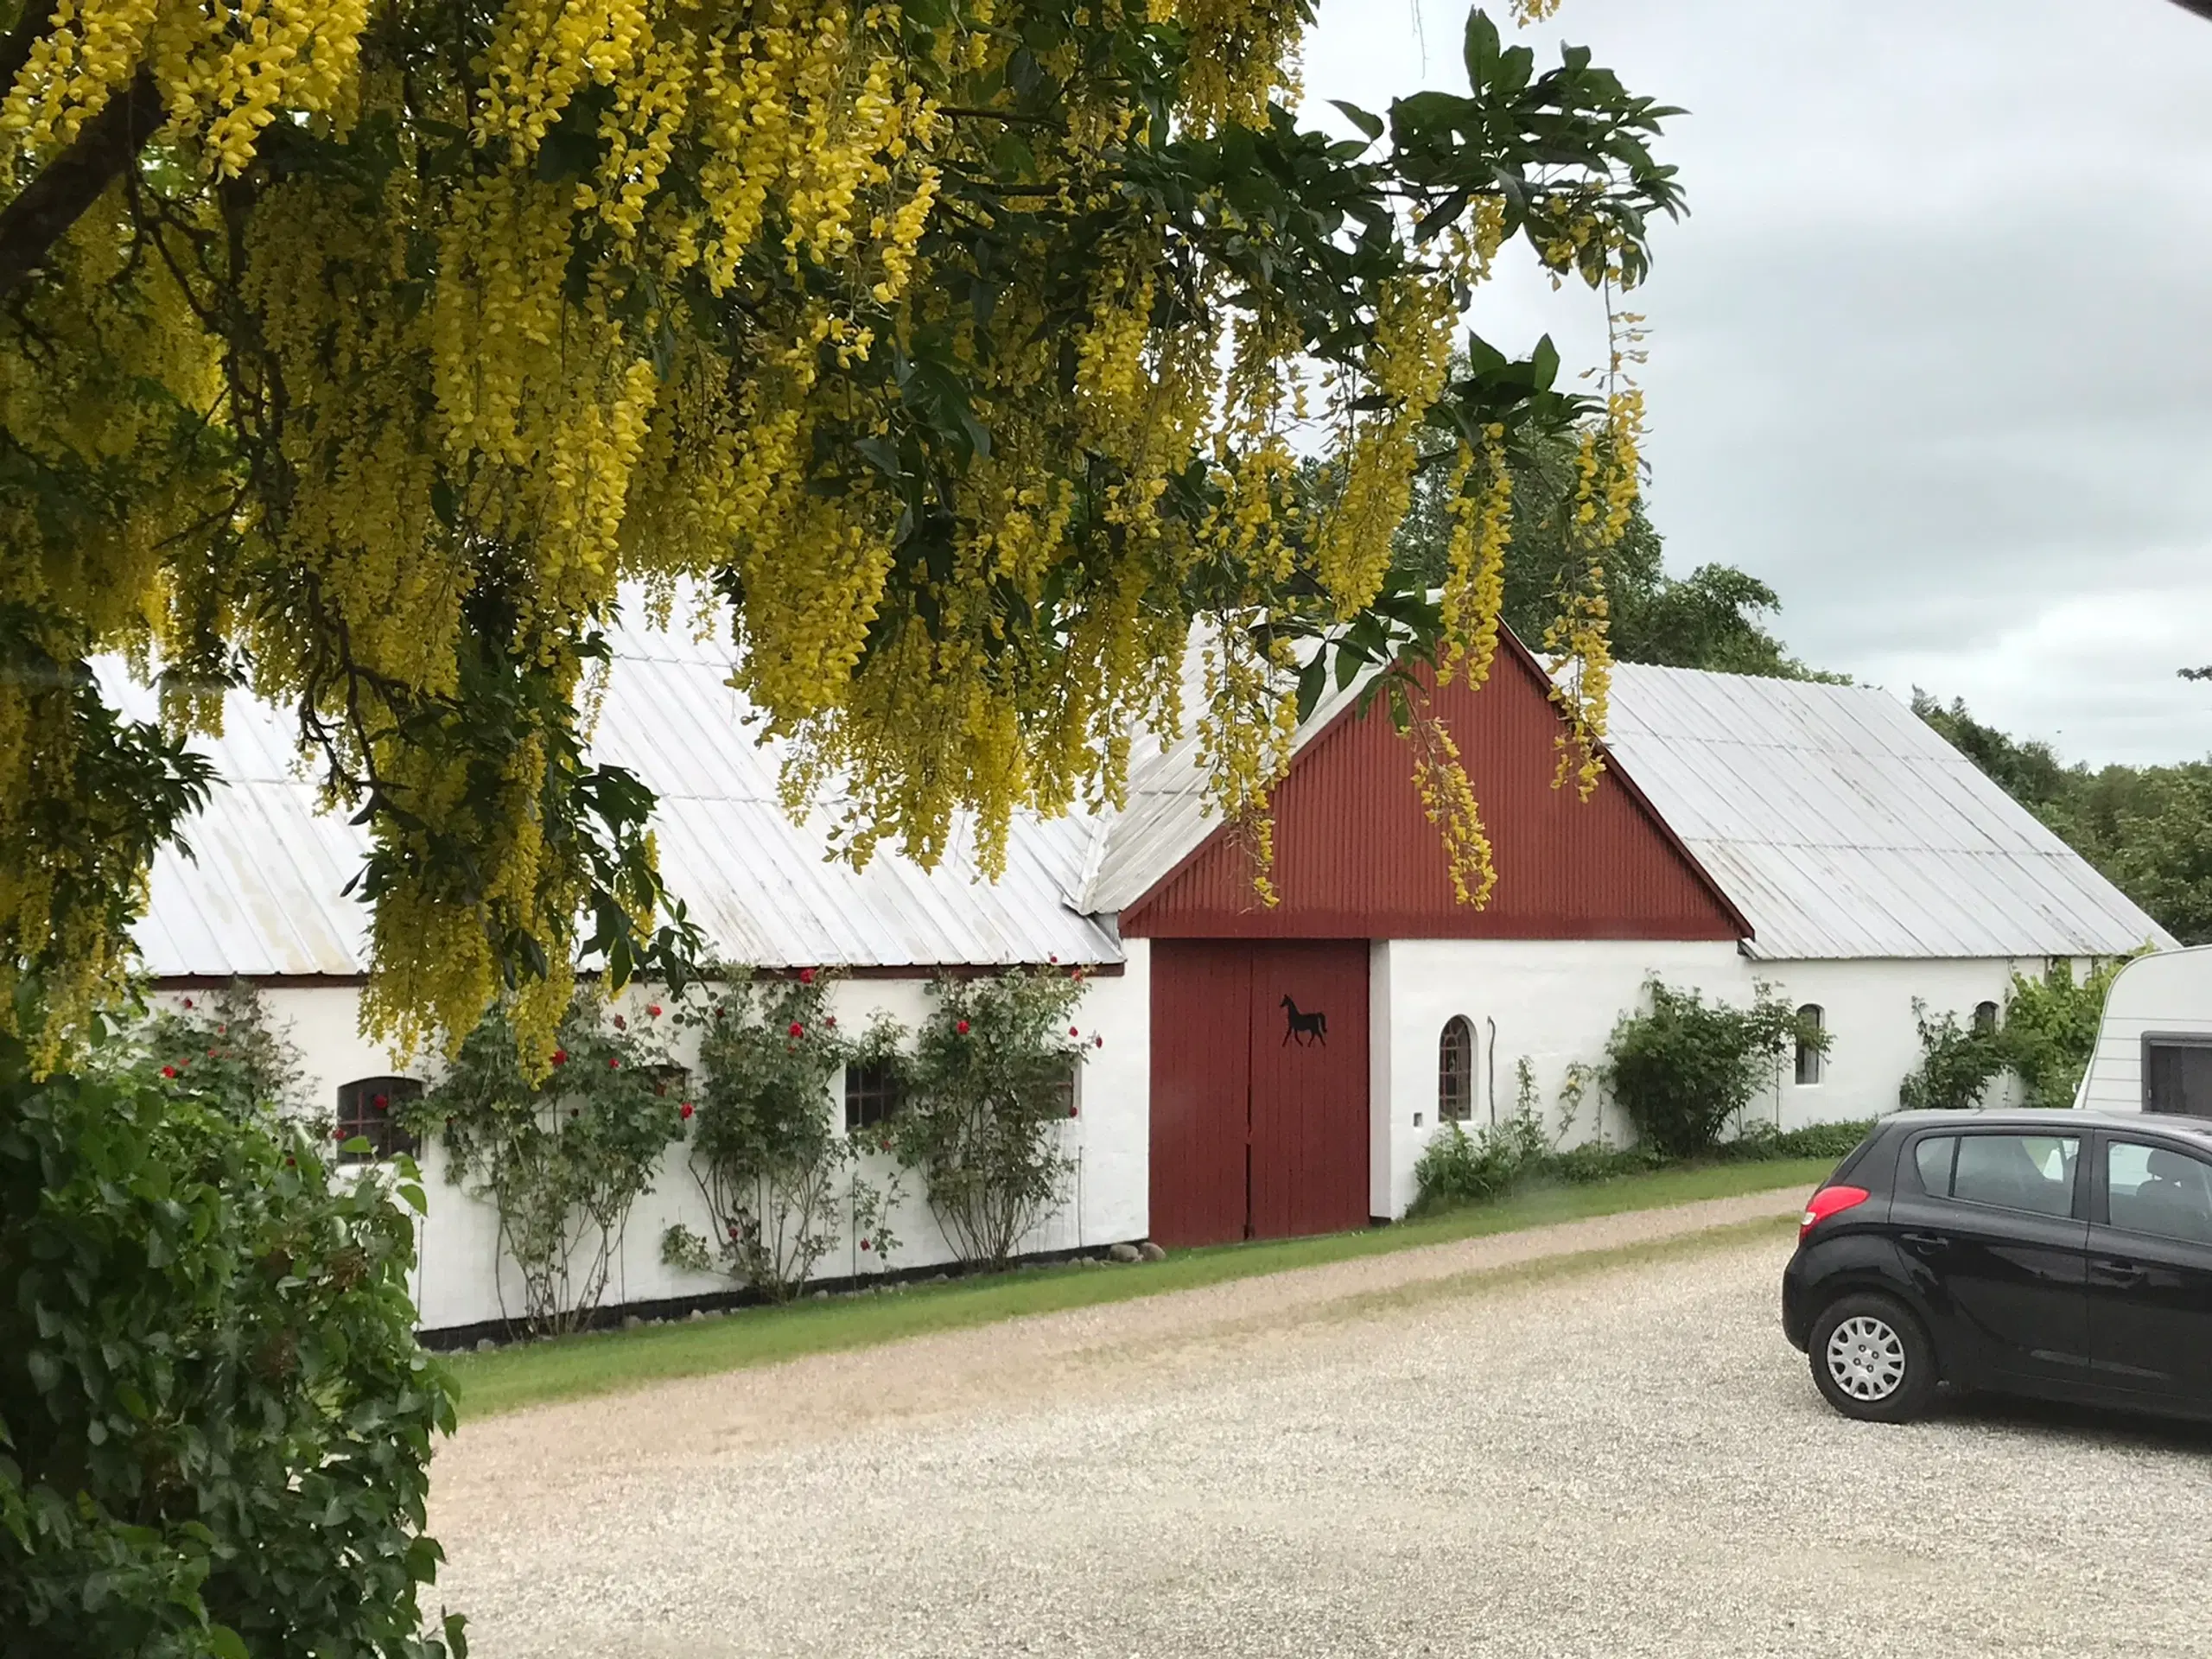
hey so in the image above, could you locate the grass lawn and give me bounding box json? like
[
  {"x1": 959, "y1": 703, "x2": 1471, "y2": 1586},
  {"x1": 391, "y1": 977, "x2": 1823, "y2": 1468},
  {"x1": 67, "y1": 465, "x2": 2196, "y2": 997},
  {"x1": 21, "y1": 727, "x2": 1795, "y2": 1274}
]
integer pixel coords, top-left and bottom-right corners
[{"x1": 444, "y1": 1155, "x2": 1833, "y2": 1421}]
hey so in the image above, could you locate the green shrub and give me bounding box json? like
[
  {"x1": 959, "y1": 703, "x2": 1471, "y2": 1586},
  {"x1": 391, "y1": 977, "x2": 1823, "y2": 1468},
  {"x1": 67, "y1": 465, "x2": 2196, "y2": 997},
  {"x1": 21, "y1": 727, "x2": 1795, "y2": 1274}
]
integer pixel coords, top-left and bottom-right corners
[
  {"x1": 1603, "y1": 980, "x2": 1824, "y2": 1159},
  {"x1": 888, "y1": 969, "x2": 1086, "y2": 1269},
  {"x1": 1897, "y1": 1001, "x2": 2007, "y2": 1111},
  {"x1": 2001, "y1": 958, "x2": 2127, "y2": 1108},
  {"x1": 415, "y1": 988, "x2": 685, "y2": 1335},
  {"x1": 1408, "y1": 1115, "x2": 1546, "y2": 1216},
  {"x1": 670, "y1": 970, "x2": 903, "y2": 1299},
  {"x1": 0, "y1": 1004, "x2": 461, "y2": 1658},
  {"x1": 1712, "y1": 1116, "x2": 1877, "y2": 1163}
]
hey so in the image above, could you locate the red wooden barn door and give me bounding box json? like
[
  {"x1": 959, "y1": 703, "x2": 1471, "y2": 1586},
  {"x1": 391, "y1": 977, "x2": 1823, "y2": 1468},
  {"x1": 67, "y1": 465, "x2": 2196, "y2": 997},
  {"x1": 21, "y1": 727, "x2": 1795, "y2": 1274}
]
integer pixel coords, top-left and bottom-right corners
[
  {"x1": 1249, "y1": 940, "x2": 1370, "y2": 1239},
  {"x1": 1149, "y1": 939, "x2": 1370, "y2": 1246}
]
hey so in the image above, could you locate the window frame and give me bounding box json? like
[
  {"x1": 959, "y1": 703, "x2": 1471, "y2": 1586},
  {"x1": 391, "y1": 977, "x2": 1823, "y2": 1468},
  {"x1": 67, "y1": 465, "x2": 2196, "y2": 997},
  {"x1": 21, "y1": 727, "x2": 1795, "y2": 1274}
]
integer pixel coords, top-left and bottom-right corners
[
  {"x1": 1971, "y1": 1001, "x2": 1999, "y2": 1035},
  {"x1": 334, "y1": 1075, "x2": 423, "y2": 1164},
  {"x1": 1437, "y1": 1016, "x2": 1475, "y2": 1124},
  {"x1": 1793, "y1": 1004, "x2": 1824, "y2": 1087},
  {"x1": 842, "y1": 1058, "x2": 903, "y2": 1135},
  {"x1": 2140, "y1": 1032, "x2": 2212, "y2": 1118},
  {"x1": 1914, "y1": 1127, "x2": 2086, "y2": 1221},
  {"x1": 2093, "y1": 1132, "x2": 2212, "y2": 1245}
]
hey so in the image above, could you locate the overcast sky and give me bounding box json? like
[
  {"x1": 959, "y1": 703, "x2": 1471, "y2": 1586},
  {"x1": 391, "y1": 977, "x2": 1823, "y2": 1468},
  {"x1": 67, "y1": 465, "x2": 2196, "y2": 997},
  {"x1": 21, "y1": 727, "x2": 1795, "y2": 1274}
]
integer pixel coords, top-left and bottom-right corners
[{"x1": 1301, "y1": 0, "x2": 2212, "y2": 766}]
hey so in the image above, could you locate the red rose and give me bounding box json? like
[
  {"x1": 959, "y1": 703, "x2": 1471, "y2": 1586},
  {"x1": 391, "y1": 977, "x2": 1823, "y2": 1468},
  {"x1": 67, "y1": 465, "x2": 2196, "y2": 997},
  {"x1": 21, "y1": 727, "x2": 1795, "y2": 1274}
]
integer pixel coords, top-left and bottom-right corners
[
  {"x1": 207, "y1": 1047, "x2": 219, "y2": 1058},
  {"x1": 727, "y1": 1224, "x2": 741, "y2": 1239},
  {"x1": 608, "y1": 1056, "x2": 620, "y2": 1069},
  {"x1": 860, "y1": 1237, "x2": 872, "y2": 1252},
  {"x1": 647, "y1": 1004, "x2": 662, "y2": 1018},
  {"x1": 679, "y1": 1102, "x2": 695, "y2": 1119},
  {"x1": 1095, "y1": 1035, "x2": 1105, "y2": 1049},
  {"x1": 332, "y1": 1128, "x2": 346, "y2": 1141},
  {"x1": 826, "y1": 1015, "x2": 837, "y2": 1028},
  {"x1": 788, "y1": 1021, "x2": 804, "y2": 1038},
  {"x1": 1068, "y1": 1103, "x2": 1079, "y2": 1119},
  {"x1": 161, "y1": 1065, "x2": 177, "y2": 1078},
  {"x1": 956, "y1": 1020, "x2": 969, "y2": 1035},
  {"x1": 613, "y1": 1014, "x2": 626, "y2": 1029},
  {"x1": 551, "y1": 1049, "x2": 569, "y2": 1066},
  {"x1": 1049, "y1": 954, "x2": 1058, "y2": 964},
  {"x1": 1072, "y1": 968, "x2": 1085, "y2": 982},
  {"x1": 216, "y1": 1024, "x2": 227, "y2": 1035},
  {"x1": 798, "y1": 968, "x2": 816, "y2": 985},
  {"x1": 1069, "y1": 1027, "x2": 1080, "y2": 1037},
  {"x1": 181, "y1": 998, "x2": 194, "y2": 1010}
]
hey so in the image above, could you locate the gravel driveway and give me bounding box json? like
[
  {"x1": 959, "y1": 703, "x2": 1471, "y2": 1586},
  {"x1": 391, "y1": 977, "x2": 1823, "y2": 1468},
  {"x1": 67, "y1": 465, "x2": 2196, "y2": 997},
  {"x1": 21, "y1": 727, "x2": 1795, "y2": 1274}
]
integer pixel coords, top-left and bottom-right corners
[{"x1": 433, "y1": 1194, "x2": 2212, "y2": 1658}]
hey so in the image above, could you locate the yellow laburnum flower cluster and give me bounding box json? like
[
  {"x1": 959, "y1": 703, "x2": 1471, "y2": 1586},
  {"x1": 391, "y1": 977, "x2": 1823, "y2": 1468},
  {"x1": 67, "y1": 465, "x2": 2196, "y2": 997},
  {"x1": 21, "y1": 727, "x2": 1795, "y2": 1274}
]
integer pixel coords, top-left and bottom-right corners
[
  {"x1": 1406, "y1": 698, "x2": 1496, "y2": 910},
  {"x1": 2, "y1": 0, "x2": 1648, "y2": 1066},
  {"x1": 0, "y1": 0, "x2": 368, "y2": 175}
]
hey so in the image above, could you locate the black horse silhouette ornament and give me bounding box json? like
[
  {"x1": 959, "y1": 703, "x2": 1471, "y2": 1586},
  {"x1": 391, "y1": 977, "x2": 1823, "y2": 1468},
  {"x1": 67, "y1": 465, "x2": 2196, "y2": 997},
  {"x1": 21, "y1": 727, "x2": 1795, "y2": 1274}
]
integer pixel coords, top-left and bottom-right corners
[{"x1": 1281, "y1": 995, "x2": 1327, "y2": 1047}]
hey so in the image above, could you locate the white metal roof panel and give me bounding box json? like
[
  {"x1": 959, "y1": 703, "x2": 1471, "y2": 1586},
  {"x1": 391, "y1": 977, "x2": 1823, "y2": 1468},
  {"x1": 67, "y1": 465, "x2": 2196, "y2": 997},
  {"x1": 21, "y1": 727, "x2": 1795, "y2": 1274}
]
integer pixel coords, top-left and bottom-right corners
[
  {"x1": 116, "y1": 626, "x2": 1121, "y2": 979},
  {"x1": 1599, "y1": 663, "x2": 2175, "y2": 962}
]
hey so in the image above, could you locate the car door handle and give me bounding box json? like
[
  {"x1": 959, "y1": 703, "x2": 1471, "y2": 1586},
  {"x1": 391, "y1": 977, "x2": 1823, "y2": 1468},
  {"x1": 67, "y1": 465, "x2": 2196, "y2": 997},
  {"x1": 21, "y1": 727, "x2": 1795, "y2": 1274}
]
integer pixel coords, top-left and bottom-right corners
[
  {"x1": 1899, "y1": 1231, "x2": 1949, "y2": 1254},
  {"x1": 2089, "y1": 1258, "x2": 2146, "y2": 1287}
]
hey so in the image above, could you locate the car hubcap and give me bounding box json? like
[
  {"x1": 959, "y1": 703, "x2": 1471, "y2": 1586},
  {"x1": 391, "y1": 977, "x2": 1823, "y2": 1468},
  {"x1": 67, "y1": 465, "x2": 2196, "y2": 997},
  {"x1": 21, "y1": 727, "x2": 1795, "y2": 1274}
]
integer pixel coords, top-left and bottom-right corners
[{"x1": 1825, "y1": 1314, "x2": 1906, "y2": 1402}]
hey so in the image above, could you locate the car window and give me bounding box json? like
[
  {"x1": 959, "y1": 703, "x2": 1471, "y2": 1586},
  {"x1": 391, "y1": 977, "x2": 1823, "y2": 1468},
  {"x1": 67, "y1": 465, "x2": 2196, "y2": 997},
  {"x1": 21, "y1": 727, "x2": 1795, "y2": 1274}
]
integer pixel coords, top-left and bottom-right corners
[
  {"x1": 1913, "y1": 1135, "x2": 1955, "y2": 1196},
  {"x1": 2107, "y1": 1141, "x2": 2212, "y2": 1247},
  {"x1": 1948, "y1": 1134, "x2": 2079, "y2": 1217}
]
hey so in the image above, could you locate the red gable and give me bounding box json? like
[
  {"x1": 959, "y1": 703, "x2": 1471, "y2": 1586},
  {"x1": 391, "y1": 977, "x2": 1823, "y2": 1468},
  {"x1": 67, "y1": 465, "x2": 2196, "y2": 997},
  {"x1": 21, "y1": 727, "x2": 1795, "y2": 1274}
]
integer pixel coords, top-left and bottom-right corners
[{"x1": 1120, "y1": 634, "x2": 1749, "y2": 943}]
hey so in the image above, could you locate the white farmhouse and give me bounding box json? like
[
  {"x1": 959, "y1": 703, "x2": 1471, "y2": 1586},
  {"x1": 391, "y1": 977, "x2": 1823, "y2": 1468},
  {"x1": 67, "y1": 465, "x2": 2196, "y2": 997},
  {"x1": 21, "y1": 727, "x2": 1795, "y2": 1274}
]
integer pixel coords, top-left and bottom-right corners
[{"x1": 118, "y1": 626, "x2": 2171, "y2": 1332}]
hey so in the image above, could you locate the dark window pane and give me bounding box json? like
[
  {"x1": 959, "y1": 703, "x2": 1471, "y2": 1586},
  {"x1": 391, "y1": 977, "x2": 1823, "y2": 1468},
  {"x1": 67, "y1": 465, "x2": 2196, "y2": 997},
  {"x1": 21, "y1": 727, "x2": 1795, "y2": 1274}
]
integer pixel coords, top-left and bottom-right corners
[
  {"x1": 335, "y1": 1076, "x2": 422, "y2": 1163},
  {"x1": 844, "y1": 1061, "x2": 902, "y2": 1133},
  {"x1": 1438, "y1": 1017, "x2": 1473, "y2": 1123},
  {"x1": 1794, "y1": 1005, "x2": 1823, "y2": 1086},
  {"x1": 1972, "y1": 1001, "x2": 1999, "y2": 1034},
  {"x1": 2145, "y1": 1041, "x2": 2212, "y2": 1119},
  {"x1": 1913, "y1": 1135, "x2": 1956, "y2": 1197},
  {"x1": 1951, "y1": 1134, "x2": 2078, "y2": 1218},
  {"x1": 2107, "y1": 1141, "x2": 2212, "y2": 1246}
]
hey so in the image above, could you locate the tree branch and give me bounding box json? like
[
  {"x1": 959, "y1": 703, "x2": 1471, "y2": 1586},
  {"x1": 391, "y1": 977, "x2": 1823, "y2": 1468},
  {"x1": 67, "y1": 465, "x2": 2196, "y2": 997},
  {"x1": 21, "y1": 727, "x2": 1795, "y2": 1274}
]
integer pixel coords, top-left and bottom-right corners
[
  {"x1": 0, "y1": 69, "x2": 164, "y2": 302},
  {"x1": 0, "y1": 3, "x2": 59, "y2": 94}
]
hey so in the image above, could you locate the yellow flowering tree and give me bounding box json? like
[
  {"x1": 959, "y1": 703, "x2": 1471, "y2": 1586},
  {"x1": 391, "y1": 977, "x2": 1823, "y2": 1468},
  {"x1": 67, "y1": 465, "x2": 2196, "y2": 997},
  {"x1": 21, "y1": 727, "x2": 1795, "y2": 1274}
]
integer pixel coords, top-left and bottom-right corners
[{"x1": 1, "y1": 0, "x2": 1681, "y2": 1062}]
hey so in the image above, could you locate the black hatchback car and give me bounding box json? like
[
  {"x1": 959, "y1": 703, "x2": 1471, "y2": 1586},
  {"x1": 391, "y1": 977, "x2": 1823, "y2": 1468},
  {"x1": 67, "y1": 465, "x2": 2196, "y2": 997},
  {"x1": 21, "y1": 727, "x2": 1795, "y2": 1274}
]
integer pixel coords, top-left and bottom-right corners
[{"x1": 1783, "y1": 1109, "x2": 2212, "y2": 1423}]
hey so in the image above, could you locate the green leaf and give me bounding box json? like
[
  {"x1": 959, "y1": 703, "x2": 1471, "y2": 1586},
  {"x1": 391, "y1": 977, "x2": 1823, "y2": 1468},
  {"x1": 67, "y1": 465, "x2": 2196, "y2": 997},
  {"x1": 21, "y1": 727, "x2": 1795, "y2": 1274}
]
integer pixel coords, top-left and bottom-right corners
[
  {"x1": 1327, "y1": 99, "x2": 1383, "y2": 142},
  {"x1": 1463, "y1": 10, "x2": 1502, "y2": 92},
  {"x1": 207, "y1": 1626, "x2": 250, "y2": 1659}
]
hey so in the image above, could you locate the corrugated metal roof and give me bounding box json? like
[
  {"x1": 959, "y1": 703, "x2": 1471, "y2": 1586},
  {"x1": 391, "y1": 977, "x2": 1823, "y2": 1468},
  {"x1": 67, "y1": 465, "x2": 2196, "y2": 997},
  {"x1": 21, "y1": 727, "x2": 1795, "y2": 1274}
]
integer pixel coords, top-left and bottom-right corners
[
  {"x1": 113, "y1": 626, "x2": 1121, "y2": 978},
  {"x1": 1596, "y1": 664, "x2": 2177, "y2": 961},
  {"x1": 1079, "y1": 631, "x2": 1367, "y2": 915}
]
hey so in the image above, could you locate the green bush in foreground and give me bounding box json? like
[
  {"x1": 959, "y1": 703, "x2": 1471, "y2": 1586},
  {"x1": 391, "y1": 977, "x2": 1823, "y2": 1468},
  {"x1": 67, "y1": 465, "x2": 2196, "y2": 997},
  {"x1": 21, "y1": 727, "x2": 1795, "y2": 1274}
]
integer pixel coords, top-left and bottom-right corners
[{"x1": 0, "y1": 996, "x2": 462, "y2": 1658}]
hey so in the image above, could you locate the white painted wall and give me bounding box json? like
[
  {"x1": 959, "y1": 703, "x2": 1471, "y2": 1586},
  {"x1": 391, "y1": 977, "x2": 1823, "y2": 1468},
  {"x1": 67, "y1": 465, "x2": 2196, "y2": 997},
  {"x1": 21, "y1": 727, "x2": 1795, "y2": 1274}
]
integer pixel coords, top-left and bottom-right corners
[
  {"x1": 1370, "y1": 943, "x2": 2055, "y2": 1219},
  {"x1": 1370, "y1": 938, "x2": 1746, "y2": 1218},
  {"x1": 153, "y1": 955, "x2": 1154, "y2": 1334},
  {"x1": 2078, "y1": 944, "x2": 2212, "y2": 1112}
]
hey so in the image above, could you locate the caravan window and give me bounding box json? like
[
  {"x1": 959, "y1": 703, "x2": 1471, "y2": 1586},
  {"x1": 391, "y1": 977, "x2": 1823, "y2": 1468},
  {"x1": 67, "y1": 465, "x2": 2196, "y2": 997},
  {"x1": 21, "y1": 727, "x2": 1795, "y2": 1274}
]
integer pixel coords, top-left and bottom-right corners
[{"x1": 2145, "y1": 1038, "x2": 2212, "y2": 1119}]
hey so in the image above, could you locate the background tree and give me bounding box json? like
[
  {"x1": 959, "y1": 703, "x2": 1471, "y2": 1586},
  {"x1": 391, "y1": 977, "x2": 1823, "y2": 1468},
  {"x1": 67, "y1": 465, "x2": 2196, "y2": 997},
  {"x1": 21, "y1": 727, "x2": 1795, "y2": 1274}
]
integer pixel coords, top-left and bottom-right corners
[
  {"x1": 0, "y1": 1, "x2": 1683, "y2": 1064},
  {"x1": 1912, "y1": 691, "x2": 2211, "y2": 947},
  {"x1": 1391, "y1": 424, "x2": 1822, "y2": 677}
]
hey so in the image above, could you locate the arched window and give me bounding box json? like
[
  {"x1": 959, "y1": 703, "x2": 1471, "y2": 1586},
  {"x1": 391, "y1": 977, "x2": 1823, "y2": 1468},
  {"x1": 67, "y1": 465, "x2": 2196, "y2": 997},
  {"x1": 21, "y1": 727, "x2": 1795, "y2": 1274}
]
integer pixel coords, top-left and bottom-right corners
[
  {"x1": 335, "y1": 1076, "x2": 422, "y2": 1163},
  {"x1": 1972, "y1": 1001, "x2": 1999, "y2": 1035},
  {"x1": 1438, "y1": 1017, "x2": 1475, "y2": 1122},
  {"x1": 1794, "y1": 1006, "x2": 1824, "y2": 1087}
]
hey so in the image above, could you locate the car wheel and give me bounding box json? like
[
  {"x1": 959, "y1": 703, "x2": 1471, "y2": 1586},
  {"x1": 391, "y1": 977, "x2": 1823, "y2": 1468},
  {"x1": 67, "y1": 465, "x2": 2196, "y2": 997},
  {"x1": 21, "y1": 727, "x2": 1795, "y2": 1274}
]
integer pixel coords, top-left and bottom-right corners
[{"x1": 1808, "y1": 1293, "x2": 1937, "y2": 1423}]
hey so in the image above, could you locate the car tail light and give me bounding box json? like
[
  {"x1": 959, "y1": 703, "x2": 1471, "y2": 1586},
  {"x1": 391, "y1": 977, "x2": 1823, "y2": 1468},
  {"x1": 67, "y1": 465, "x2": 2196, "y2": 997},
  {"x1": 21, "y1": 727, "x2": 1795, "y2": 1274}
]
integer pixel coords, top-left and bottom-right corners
[{"x1": 1799, "y1": 1184, "x2": 1869, "y2": 1242}]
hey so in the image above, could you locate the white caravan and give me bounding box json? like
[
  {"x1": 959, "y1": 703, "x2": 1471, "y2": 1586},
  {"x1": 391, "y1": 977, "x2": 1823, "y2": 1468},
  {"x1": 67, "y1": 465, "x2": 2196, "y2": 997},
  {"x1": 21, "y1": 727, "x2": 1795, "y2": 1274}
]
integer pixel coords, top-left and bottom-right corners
[{"x1": 2075, "y1": 944, "x2": 2212, "y2": 1116}]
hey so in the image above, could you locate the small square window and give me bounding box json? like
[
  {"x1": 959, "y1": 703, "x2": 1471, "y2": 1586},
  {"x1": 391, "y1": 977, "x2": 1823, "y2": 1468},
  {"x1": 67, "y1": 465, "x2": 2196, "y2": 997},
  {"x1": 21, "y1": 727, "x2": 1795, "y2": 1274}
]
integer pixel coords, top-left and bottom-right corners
[
  {"x1": 845, "y1": 1060, "x2": 902, "y2": 1133},
  {"x1": 335, "y1": 1076, "x2": 422, "y2": 1163}
]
